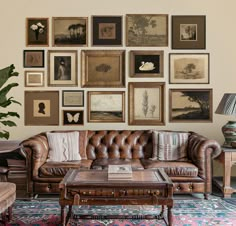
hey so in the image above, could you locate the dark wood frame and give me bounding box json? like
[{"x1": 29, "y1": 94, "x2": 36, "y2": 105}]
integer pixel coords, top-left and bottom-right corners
[
  {"x1": 24, "y1": 71, "x2": 44, "y2": 87},
  {"x1": 62, "y1": 90, "x2": 84, "y2": 107},
  {"x1": 23, "y1": 50, "x2": 44, "y2": 68},
  {"x1": 62, "y1": 110, "x2": 84, "y2": 126}
]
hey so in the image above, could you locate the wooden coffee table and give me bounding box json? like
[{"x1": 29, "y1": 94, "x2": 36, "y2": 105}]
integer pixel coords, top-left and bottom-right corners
[{"x1": 59, "y1": 168, "x2": 173, "y2": 226}]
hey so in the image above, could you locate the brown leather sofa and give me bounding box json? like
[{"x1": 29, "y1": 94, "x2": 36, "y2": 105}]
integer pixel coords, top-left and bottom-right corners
[{"x1": 20, "y1": 130, "x2": 221, "y2": 199}]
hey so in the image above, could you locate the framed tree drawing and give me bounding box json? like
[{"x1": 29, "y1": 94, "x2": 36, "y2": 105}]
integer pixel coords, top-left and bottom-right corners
[
  {"x1": 87, "y1": 91, "x2": 125, "y2": 123},
  {"x1": 169, "y1": 53, "x2": 209, "y2": 84},
  {"x1": 126, "y1": 14, "x2": 168, "y2": 46},
  {"x1": 128, "y1": 82, "x2": 165, "y2": 125},
  {"x1": 169, "y1": 89, "x2": 212, "y2": 122},
  {"x1": 130, "y1": 50, "x2": 164, "y2": 78}
]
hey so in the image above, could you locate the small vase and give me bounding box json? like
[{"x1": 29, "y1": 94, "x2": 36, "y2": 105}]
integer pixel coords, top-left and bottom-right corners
[{"x1": 222, "y1": 121, "x2": 236, "y2": 147}]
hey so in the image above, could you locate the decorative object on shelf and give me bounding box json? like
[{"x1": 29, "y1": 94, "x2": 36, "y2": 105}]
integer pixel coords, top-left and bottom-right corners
[
  {"x1": 24, "y1": 71, "x2": 44, "y2": 87},
  {"x1": 92, "y1": 16, "x2": 122, "y2": 46},
  {"x1": 0, "y1": 65, "x2": 21, "y2": 140},
  {"x1": 130, "y1": 50, "x2": 164, "y2": 78},
  {"x1": 23, "y1": 50, "x2": 44, "y2": 68},
  {"x1": 172, "y1": 15, "x2": 206, "y2": 49},
  {"x1": 126, "y1": 14, "x2": 168, "y2": 46},
  {"x1": 169, "y1": 89, "x2": 213, "y2": 122},
  {"x1": 24, "y1": 91, "x2": 59, "y2": 125},
  {"x1": 52, "y1": 17, "x2": 88, "y2": 47},
  {"x1": 62, "y1": 110, "x2": 84, "y2": 126},
  {"x1": 81, "y1": 50, "x2": 125, "y2": 88},
  {"x1": 128, "y1": 82, "x2": 165, "y2": 125},
  {"x1": 215, "y1": 93, "x2": 236, "y2": 147},
  {"x1": 87, "y1": 91, "x2": 125, "y2": 123},
  {"x1": 26, "y1": 18, "x2": 49, "y2": 46},
  {"x1": 48, "y1": 50, "x2": 78, "y2": 87},
  {"x1": 62, "y1": 90, "x2": 84, "y2": 107},
  {"x1": 169, "y1": 53, "x2": 209, "y2": 84}
]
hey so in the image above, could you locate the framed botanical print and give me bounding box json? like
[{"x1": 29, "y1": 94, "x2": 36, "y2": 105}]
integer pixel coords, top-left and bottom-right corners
[
  {"x1": 52, "y1": 17, "x2": 88, "y2": 46},
  {"x1": 25, "y1": 71, "x2": 44, "y2": 87},
  {"x1": 81, "y1": 50, "x2": 125, "y2": 87},
  {"x1": 92, "y1": 16, "x2": 122, "y2": 46},
  {"x1": 25, "y1": 91, "x2": 59, "y2": 125},
  {"x1": 128, "y1": 82, "x2": 165, "y2": 125},
  {"x1": 169, "y1": 89, "x2": 212, "y2": 122},
  {"x1": 62, "y1": 90, "x2": 84, "y2": 107},
  {"x1": 130, "y1": 50, "x2": 164, "y2": 78},
  {"x1": 62, "y1": 110, "x2": 84, "y2": 125},
  {"x1": 126, "y1": 14, "x2": 168, "y2": 46},
  {"x1": 23, "y1": 50, "x2": 44, "y2": 68},
  {"x1": 87, "y1": 91, "x2": 125, "y2": 123},
  {"x1": 26, "y1": 18, "x2": 49, "y2": 46},
  {"x1": 172, "y1": 15, "x2": 206, "y2": 49},
  {"x1": 48, "y1": 50, "x2": 78, "y2": 87},
  {"x1": 169, "y1": 53, "x2": 209, "y2": 84}
]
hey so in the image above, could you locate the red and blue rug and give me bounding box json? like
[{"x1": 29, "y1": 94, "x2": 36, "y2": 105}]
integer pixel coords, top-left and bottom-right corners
[{"x1": 6, "y1": 197, "x2": 236, "y2": 226}]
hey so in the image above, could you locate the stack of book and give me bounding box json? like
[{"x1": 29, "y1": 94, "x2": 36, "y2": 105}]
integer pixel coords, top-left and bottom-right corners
[{"x1": 108, "y1": 164, "x2": 133, "y2": 180}]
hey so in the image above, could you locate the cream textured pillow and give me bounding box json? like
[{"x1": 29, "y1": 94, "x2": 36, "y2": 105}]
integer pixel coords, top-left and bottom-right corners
[{"x1": 47, "y1": 132, "x2": 81, "y2": 162}]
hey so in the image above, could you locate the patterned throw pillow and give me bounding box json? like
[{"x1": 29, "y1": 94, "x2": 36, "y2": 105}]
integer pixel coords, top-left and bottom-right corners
[{"x1": 47, "y1": 132, "x2": 81, "y2": 162}]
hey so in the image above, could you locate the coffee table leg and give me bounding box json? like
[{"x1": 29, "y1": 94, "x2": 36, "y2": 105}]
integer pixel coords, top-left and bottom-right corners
[
  {"x1": 167, "y1": 205, "x2": 173, "y2": 226},
  {"x1": 157, "y1": 205, "x2": 164, "y2": 219},
  {"x1": 61, "y1": 205, "x2": 66, "y2": 226}
]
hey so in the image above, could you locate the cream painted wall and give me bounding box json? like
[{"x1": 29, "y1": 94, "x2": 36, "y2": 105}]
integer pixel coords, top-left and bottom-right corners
[{"x1": 1, "y1": 0, "x2": 236, "y2": 174}]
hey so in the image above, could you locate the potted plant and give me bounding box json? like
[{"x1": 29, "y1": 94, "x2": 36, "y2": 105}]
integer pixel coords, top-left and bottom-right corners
[{"x1": 0, "y1": 64, "x2": 21, "y2": 140}]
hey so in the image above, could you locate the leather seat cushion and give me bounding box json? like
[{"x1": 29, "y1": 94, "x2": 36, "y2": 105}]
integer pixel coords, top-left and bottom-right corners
[
  {"x1": 39, "y1": 160, "x2": 93, "y2": 177},
  {"x1": 141, "y1": 159, "x2": 198, "y2": 177},
  {"x1": 0, "y1": 182, "x2": 16, "y2": 214},
  {"x1": 91, "y1": 159, "x2": 144, "y2": 170}
]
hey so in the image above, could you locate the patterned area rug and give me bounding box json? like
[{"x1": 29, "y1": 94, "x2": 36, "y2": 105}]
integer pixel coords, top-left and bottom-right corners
[{"x1": 5, "y1": 196, "x2": 236, "y2": 226}]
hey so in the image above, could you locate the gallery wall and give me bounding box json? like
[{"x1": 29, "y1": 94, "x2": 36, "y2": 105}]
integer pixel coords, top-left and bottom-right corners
[{"x1": 1, "y1": 0, "x2": 236, "y2": 174}]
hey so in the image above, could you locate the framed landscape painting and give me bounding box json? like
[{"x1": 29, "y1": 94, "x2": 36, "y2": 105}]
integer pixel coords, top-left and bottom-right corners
[
  {"x1": 169, "y1": 89, "x2": 212, "y2": 122},
  {"x1": 169, "y1": 53, "x2": 209, "y2": 84},
  {"x1": 126, "y1": 14, "x2": 168, "y2": 46},
  {"x1": 92, "y1": 16, "x2": 122, "y2": 46},
  {"x1": 52, "y1": 17, "x2": 88, "y2": 46},
  {"x1": 87, "y1": 91, "x2": 125, "y2": 123},
  {"x1": 130, "y1": 50, "x2": 164, "y2": 78},
  {"x1": 128, "y1": 82, "x2": 165, "y2": 125},
  {"x1": 172, "y1": 15, "x2": 206, "y2": 49}
]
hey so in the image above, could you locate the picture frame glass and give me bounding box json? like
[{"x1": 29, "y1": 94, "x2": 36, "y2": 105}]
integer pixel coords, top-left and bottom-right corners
[
  {"x1": 25, "y1": 71, "x2": 44, "y2": 87},
  {"x1": 62, "y1": 91, "x2": 84, "y2": 107},
  {"x1": 23, "y1": 50, "x2": 44, "y2": 68}
]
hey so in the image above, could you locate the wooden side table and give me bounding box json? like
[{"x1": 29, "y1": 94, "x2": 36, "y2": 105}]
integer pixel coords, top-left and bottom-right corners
[{"x1": 214, "y1": 147, "x2": 236, "y2": 198}]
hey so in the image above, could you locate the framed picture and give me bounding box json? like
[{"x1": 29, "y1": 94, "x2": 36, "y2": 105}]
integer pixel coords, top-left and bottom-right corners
[
  {"x1": 130, "y1": 50, "x2": 164, "y2": 78},
  {"x1": 26, "y1": 17, "x2": 49, "y2": 46},
  {"x1": 25, "y1": 91, "x2": 59, "y2": 125},
  {"x1": 169, "y1": 53, "x2": 209, "y2": 84},
  {"x1": 52, "y1": 17, "x2": 88, "y2": 46},
  {"x1": 92, "y1": 15, "x2": 122, "y2": 46},
  {"x1": 23, "y1": 50, "x2": 44, "y2": 68},
  {"x1": 169, "y1": 89, "x2": 213, "y2": 122},
  {"x1": 62, "y1": 110, "x2": 84, "y2": 126},
  {"x1": 172, "y1": 15, "x2": 206, "y2": 49},
  {"x1": 126, "y1": 14, "x2": 168, "y2": 46},
  {"x1": 62, "y1": 90, "x2": 84, "y2": 107},
  {"x1": 128, "y1": 82, "x2": 165, "y2": 125},
  {"x1": 24, "y1": 71, "x2": 44, "y2": 87},
  {"x1": 87, "y1": 91, "x2": 125, "y2": 123},
  {"x1": 81, "y1": 50, "x2": 125, "y2": 87},
  {"x1": 48, "y1": 50, "x2": 78, "y2": 87}
]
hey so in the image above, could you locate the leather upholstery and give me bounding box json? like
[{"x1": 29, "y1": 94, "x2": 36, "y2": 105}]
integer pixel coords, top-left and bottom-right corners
[{"x1": 20, "y1": 130, "x2": 221, "y2": 197}]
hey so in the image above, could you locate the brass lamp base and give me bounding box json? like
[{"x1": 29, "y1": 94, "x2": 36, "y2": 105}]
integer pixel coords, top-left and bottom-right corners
[{"x1": 222, "y1": 121, "x2": 236, "y2": 148}]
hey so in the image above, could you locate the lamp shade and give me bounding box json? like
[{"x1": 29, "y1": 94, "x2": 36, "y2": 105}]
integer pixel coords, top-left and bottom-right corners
[{"x1": 215, "y1": 93, "x2": 236, "y2": 115}]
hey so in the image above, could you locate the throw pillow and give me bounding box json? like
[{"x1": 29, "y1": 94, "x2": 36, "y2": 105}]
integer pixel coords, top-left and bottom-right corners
[
  {"x1": 47, "y1": 131, "x2": 81, "y2": 162},
  {"x1": 158, "y1": 131, "x2": 189, "y2": 161}
]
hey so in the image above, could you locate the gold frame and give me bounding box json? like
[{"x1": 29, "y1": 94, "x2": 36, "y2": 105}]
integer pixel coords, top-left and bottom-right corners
[{"x1": 24, "y1": 71, "x2": 44, "y2": 87}]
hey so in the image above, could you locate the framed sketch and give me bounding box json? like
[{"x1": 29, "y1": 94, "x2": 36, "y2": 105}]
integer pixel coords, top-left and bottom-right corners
[
  {"x1": 25, "y1": 71, "x2": 44, "y2": 87},
  {"x1": 48, "y1": 50, "x2": 78, "y2": 87},
  {"x1": 26, "y1": 18, "x2": 49, "y2": 46},
  {"x1": 23, "y1": 50, "x2": 44, "y2": 68},
  {"x1": 172, "y1": 15, "x2": 206, "y2": 49},
  {"x1": 92, "y1": 16, "x2": 122, "y2": 46},
  {"x1": 169, "y1": 53, "x2": 209, "y2": 84},
  {"x1": 25, "y1": 91, "x2": 59, "y2": 125},
  {"x1": 128, "y1": 82, "x2": 165, "y2": 125},
  {"x1": 126, "y1": 14, "x2": 168, "y2": 46},
  {"x1": 81, "y1": 50, "x2": 125, "y2": 87},
  {"x1": 62, "y1": 90, "x2": 84, "y2": 107},
  {"x1": 87, "y1": 91, "x2": 125, "y2": 123},
  {"x1": 169, "y1": 89, "x2": 212, "y2": 122},
  {"x1": 62, "y1": 110, "x2": 84, "y2": 125},
  {"x1": 130, "y1": 50, "x2": 164, "y2": 78},
  {"x1": 52, "y1": 17, "x2": 88, "y2": 46}
]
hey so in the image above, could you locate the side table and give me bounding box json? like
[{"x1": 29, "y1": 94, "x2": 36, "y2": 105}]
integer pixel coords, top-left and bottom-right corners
[{"x1": 214, "y1": 146, "x2": 236, "y2": 198}]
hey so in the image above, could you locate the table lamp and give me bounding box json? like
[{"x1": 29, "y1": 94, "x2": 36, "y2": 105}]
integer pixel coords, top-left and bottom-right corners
[{"x1": 215, "y1": 93, "x2": 236, "y2": 147}]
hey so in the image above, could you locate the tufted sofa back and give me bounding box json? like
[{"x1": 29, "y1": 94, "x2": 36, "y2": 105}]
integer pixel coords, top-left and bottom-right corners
[{"x1": 86, "y1": 130, "x2": 153, "y2": 160}]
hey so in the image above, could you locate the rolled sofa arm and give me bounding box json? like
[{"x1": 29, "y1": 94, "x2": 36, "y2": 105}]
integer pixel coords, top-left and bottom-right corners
[{"x1": 187, "y1": 132, "x2": 221, "y2": 179}]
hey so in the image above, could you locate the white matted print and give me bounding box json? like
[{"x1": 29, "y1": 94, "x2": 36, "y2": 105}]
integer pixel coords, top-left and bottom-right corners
[{"x1": 25, "y1": 71, "x2": 44, "y2": 87}]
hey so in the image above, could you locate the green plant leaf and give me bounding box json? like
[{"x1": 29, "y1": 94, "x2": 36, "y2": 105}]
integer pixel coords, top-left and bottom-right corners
[
  {"x1": 0, "y1": 131, "x2": 10, "y2": 140},
  {"x1": 0, "y1": 83, "x2": 19, "y2": 105},
  {"x1": 0, "y1": 64, "x2": 18, "y2": 89},
  {"x1": 0, "y1": 120, "x2": 17, "y2": 127},
  {"x1": 0, "y1": 112, "x2": 20, "y2": 119}
]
